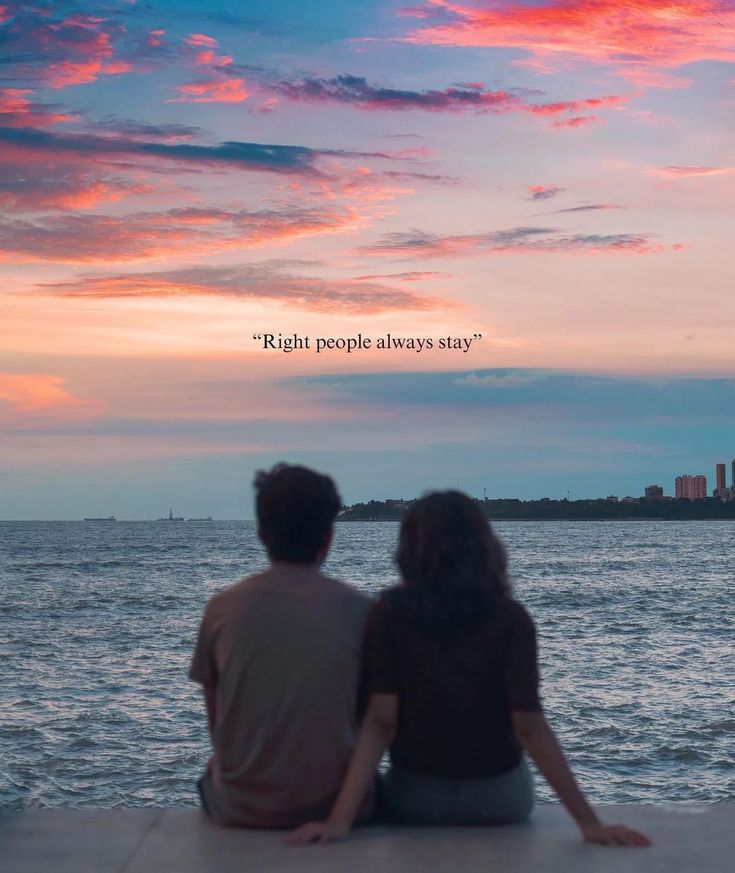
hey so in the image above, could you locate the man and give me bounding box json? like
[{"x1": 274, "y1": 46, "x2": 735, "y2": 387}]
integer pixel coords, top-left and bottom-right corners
[{"x1": 189, "y1": 463, "x2": 372, "y2": 827}]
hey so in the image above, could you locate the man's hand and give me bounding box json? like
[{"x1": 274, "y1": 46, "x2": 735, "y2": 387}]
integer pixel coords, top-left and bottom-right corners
[
  {"x1": 581, "y1": 822, "x2": 651, "y2": 847},
  {"x1": 285, "y1": 819, "x2": 350, "y2": 846}
]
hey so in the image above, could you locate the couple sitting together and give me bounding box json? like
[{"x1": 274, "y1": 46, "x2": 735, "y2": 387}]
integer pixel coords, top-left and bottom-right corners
[{"x1": 189, "y1": 463, "x2": 650, "y2": 848}]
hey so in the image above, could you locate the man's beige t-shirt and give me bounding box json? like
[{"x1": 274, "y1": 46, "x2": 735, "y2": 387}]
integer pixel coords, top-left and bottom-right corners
[{"x1": 189, "y1": 564, "x2": 371, "y2": 828}]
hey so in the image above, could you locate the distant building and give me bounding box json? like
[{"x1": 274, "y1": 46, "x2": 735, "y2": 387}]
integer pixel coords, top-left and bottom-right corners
[
  {"x1": 716, "y1": 463, "x2": 727, "y2": 495},
  {"x1": 605, "y1": 495, "x2": 618, "y2": 503},
  {"x1": 675, "y1": 474, "x2": 707, "y2": 499},
  {"x1": 644, "y1": 485, "x2": 664, "y2": 500},
  {"x1": 621, "y1": 496, "x2": 638, "y2": 504}
]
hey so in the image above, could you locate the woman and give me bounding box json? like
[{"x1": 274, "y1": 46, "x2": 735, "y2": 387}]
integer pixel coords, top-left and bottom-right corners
[{"x1": 288, "y1": 491, "x2": 650, "y2": 847}]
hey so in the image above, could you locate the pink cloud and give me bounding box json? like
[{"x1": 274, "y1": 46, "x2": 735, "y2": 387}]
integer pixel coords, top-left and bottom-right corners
[
  {"x1": 184, "y1": 33, "x2": 219, "y2": 48},
  {"x1": 257, "y1": 97, "x2": 279, "y2": 113},
  {"x1": 525, "y1": 95, "x2": 623, "y2": 116},
  {"x1": 0, "y1": 88, "x2": 74, "y2": 126},
  {"x1": 527, "y1": 184, "x2": 564, "y2": 201},
  {"x1": 170, "y1": 78, "x2": 249, "y2": 104},
  {"x1": 0, "y1": 6, "x2": 153, "y2": 89},
  {"x1": 401, "y1": 1, "x2": 735, "y2": 87},
  {"x1": 550, "y1": 115, "x2": 598, "y2": 128},
  {"x1": 147, "y1": 29, "x2": 165, "y2": 47},
  {"x1": 649, "y1": 165, "x2": 735, "y2": 179}
]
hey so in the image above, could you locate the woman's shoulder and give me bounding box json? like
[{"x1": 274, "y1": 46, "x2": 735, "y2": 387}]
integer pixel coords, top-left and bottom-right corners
[
  {"x1": 367, "y1": 587, "x2": 403, "y2": 622},
  {"x1": 494, "y1": 595, "x2": 537, "y2": 635}
]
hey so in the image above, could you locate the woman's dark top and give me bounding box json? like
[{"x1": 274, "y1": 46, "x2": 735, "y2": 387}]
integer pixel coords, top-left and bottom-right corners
[{"x1": 363, "y1": 592, "x2": 542, "y2": 779}]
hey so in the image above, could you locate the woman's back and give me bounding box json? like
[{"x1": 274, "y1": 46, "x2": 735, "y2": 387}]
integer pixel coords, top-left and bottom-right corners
[{"x1": 364, "y1": 592, "x2": 541, "y2": 779}]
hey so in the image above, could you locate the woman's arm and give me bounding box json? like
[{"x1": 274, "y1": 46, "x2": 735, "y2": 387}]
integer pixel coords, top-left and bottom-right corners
[
  {"x1": 512, "y1": 710, "x2": 650, "y2": 847},
  {"x1": 286, "y1": 693, "x2": 398, "y2": 845}
]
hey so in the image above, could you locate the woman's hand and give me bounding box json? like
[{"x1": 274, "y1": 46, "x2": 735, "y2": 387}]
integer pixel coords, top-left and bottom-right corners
[
  {"x1": 581, "y1": 822, "x2": 651, "y2": 847},
  {"x1": 285, "y1": 819, "x2": 350, "y2": 846}
]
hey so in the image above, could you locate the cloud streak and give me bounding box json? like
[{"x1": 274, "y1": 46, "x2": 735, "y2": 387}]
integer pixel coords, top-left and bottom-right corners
[
  {"x1": 32, "y1": 263, "x2": 450, "y2": 314},
  {"x1": 0, "y1": 205, "x2": 363, "y2": 263},
  {"x1": 266, "y1": 73, "x2": 626, "y2": 123},
  {"x1": 360, "y1": 226, "x2": 679, "y2": 258},
  {"x1": 649, "y1": 165, "x2": 735, "y2": 179},
  {"x1": 0, "y1": 126, "x2": 327, "y2": 176}
]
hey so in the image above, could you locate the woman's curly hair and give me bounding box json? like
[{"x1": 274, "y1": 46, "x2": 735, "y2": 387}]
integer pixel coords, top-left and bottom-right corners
[{"x1": 387, "y1": 491, "x2": 511, "y2": 640}]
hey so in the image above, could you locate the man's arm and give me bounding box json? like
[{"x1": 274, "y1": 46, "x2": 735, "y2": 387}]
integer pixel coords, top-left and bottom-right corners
[{"x1": 512, "y1": 710, "x2": 651, "y2": 846}]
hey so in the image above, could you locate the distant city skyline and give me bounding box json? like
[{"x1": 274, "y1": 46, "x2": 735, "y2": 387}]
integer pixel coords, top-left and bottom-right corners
[{"x1": 6, "y1": 447, "x2": 735, "y2": 519}]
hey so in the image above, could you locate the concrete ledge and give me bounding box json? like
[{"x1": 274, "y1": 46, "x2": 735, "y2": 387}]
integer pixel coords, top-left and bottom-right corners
[{"x1": 1, "y1": 804, "x2": 730, "y2": 873}]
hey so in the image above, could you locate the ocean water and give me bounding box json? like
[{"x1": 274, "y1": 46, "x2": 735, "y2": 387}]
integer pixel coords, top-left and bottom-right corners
[{"x1": 1, "y1": 519, "x2": 733, "y2": 811}]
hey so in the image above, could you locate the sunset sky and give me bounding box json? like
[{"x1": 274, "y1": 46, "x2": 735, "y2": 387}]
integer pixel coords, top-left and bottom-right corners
[{"x1": 1, "y1": 0, "x2": 734, "y2": 518}]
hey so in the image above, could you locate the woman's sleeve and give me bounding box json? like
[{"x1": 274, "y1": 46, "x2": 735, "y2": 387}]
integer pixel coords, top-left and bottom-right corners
[{"x1": 502, "y1": 601, "x2": 542, "y2": 712}]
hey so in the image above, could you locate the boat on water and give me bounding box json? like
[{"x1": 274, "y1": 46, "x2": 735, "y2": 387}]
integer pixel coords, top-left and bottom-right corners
[
  {"x1": 157, "y1": 508, "x2": 184, "y2": 521},
  {"x1": 83, "y1": 516, "x2": 116, "y2": 522}
]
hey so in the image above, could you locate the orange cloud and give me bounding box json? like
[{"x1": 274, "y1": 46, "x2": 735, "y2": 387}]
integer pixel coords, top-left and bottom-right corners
[
  {"x1": 0, "y1": 373, "x2": 85, "y2": 412},
  {"x1": 402, "y1": 1, "x2": 735, "y2": 86}
]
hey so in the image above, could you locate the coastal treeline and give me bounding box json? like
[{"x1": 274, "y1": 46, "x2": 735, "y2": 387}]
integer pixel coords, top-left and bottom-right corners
[{"x1": 339, "y1": 498, "x2": 735, "y2": 522}]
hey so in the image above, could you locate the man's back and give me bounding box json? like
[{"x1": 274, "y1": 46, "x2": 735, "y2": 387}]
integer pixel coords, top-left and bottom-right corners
[{"x1": 190, "y1": 564, "x2": 371, "y2": 827}]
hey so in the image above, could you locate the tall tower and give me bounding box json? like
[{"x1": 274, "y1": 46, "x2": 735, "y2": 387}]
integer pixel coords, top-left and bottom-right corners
[{"x1": 716, "y1": 463, "x2": 726, "y2": 494}]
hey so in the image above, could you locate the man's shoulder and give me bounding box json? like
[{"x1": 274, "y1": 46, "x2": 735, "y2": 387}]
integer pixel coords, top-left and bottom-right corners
[
  {"x1": 204, "y1": 572, "x2": 266, "y2": 610},
  {"x1": 207, "y1": 571, "x2": 371, "y2": 608},
  {"x1": 317, "y1": 573, "x2": 373, "y2": 611}
]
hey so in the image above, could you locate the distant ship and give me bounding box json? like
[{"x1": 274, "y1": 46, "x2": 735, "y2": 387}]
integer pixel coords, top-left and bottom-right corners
[
  {"x1": 83, "y1": 516, "x2": 116, "y2": 522},
  {"x1": 187, "y1": 517, "x2": 213, "y2": 522},
  {"x1": 157, "y1": 508, "x2": 184, "y2": 521}
]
